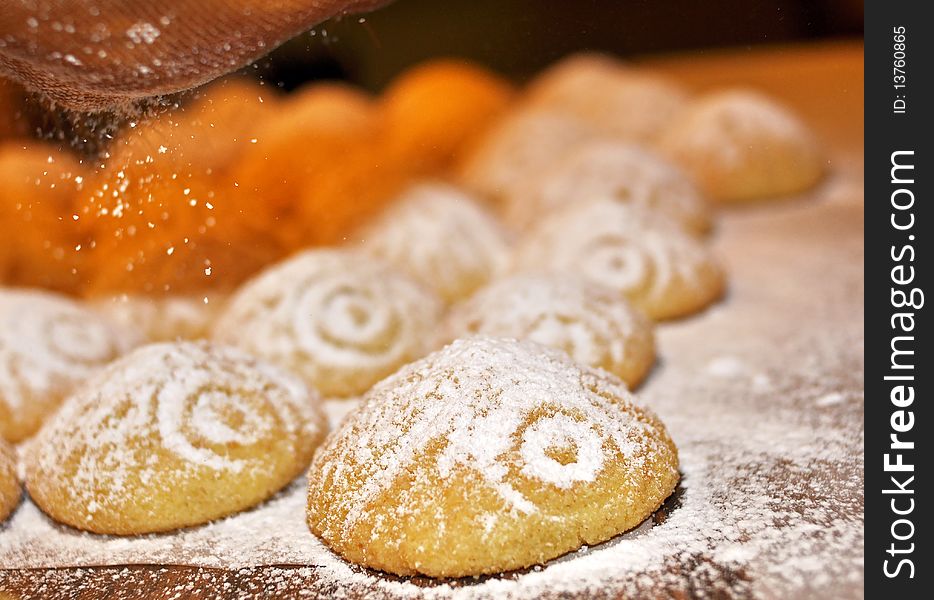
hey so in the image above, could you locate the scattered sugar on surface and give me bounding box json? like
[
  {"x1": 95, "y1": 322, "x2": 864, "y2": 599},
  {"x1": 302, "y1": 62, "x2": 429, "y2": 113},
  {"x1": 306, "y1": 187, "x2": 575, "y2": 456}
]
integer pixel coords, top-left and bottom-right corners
[{"x1": 0, "y1": 189, "x2": 863, "y2": 598}]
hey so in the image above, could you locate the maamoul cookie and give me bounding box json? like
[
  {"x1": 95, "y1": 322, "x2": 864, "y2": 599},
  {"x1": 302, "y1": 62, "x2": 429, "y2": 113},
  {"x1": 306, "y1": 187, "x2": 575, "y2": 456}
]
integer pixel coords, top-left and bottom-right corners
[
  {"x1": 91, "y1": 294, "x2": 224, "y2": 342},
  {"x1": 213, "y1": 249, "x2": 442, "y2": 398},
  {"x1": 458, "y1": 108, "x2": 596, "y2": 204},
  {"x1": 0, "y1": 438, "x2": 19, "y2": 523},
  {"x1": 505, "y1": 140, "x2": 710, "y2": 234},
  {"x1": 444, "y1": 274, "x2": 655, "y2": 388},
  {"x1": 381, "y1": 59, "x2": 514, "y2": 173},
  {"x1": 511, "y1": 200, "x2": 725, "y2": 320},
  {"x1": 525, "y1": 53, "x2": 688, "y2": 143},
  {"x1": 307, "y1": 337, "x2": 679, "y2": 577},
  {"x1": 656, "y1": 89, "x2": 824, "y2": 203},
  {"x1": 357, "y1": 181, "x2": 511, "y2": 304},
  {"x1": 25, "y1": 341, "x2": 326, "y2": 534},
  {"x1": 0, "y1": 289, "x2": 137, "y2": 443}
]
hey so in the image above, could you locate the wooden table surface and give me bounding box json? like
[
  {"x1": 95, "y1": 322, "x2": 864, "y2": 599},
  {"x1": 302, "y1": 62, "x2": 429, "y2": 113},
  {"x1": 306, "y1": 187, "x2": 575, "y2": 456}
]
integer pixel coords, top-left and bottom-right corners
[{"x1": 0, "y1": 40, "x2": 864, "y2": 600}]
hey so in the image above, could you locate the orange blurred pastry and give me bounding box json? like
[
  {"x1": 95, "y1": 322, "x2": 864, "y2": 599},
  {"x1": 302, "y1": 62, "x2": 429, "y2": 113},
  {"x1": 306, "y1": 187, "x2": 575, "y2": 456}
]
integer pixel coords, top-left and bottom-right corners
[
  {"x1": 525, "y1": 53, "x2": 688, "y2": 143},
  {"x1": 381, "y1": 59, "x2": 514, "y2": 174},
  {"x1": 232, "y1": 82, "x2": 404, "y2": 250},
  {"x1": 656, "y1": 89, "x2": 824, "y2": 203},
  {"x1": 0, "y1": 142, "x2": 87, "y2": 292},
  {"x1": 115, "y1": 78, "x2": 280, "y2": 180},
  {"x1": 77, "y1": 139, "x2": 278, "y2": 297}
]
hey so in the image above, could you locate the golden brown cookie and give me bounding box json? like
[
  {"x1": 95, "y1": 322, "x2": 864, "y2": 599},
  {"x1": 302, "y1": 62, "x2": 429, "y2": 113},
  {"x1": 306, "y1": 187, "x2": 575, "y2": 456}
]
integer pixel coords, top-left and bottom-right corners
[
  {"x1": 0, "y1": 289, "x2": 138, "y2": 443},
  {"x1": 0, "y1": 438, "x2": 20, "y2": 523},
  {"x1": 656, "y1": 89, "x2": 824, "y2": 203},
  {"x1": 444, "y1": 274, "x2": 655, "y2": 388},
  {"x1": 525, "y1": 53, "x2": 688, "y2": 143},
  {"x1": 505, "y1": 140, "x2": 711, "y2": 235},
  {"x1": 307, "y1": 337, "x2": 679, "y2": 577},
  {"x1": 213, "y1": 249, "x2": 442, "y2": 398},
  {"x1": 457, "y1": 108, "x2": 596, "y2": 205},
  {"x1": 25, "y1": 341, "x2": 326, "y2": 535},
  {"x1": 511, "y1": 200, "x2": 725, "y2": 320},
  {"x1": 356, "y1": 181, "x2": 511, "y2": 304},
  {"x1": 90, "y1": 293, "x2": 224, "y2": 342}
]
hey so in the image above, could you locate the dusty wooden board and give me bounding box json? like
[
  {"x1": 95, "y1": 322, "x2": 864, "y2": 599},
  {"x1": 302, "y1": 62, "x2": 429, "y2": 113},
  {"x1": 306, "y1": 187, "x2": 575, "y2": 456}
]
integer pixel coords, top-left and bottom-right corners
[{"x1": 0, "y1": 40, "x2": 864, "y2": 599}]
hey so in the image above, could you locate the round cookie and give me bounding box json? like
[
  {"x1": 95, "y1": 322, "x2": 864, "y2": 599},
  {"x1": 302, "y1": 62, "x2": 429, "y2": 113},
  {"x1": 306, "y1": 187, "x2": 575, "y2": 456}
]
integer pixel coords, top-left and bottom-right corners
[
  {"x1": 91, "y1": 293, "x2": 224, "y2": 342},
  {"x1": 213, "y1": 249, "x2": 442, "y2": 398},
  {"x1": 25, "y1": 341, "x2": 326, "y2": 535},
  {"x1": 457, "y1": 108, "x2": 596, "y2": 204},
  {"x1": 656, "y1": 89, "x2": 824, "y2": 203},
  {"x1": 525, "y1": 53, "x2": 688, "y2": 143},
  {"x1": 445, "y1": 274, "x2": 655, "y2": 388},
  {"x1": 357, "y1": 181, "x2": 511, "y2": 304},
  {"x1": 0, "y1": 289, "x2": 138, "y2": 443},
  {"x1": 505, "y1": 139, "x2": 711, "y2": 234},
  {"x1": 511, "y1": 200, "x2": 725, "y2": 320},
  {"x1": 307, "y1": 337, "x2": 679, "y2": 577},
  {"x1": 0, "y1": 438, "x2": 20, "y2": 523}
]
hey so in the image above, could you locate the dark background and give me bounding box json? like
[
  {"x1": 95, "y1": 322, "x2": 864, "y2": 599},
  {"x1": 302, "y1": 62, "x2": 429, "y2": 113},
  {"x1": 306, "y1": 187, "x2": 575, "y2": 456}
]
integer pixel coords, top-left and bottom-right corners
[{"x1": 255, "y1": 0, "x2": 863, "y2": 91}]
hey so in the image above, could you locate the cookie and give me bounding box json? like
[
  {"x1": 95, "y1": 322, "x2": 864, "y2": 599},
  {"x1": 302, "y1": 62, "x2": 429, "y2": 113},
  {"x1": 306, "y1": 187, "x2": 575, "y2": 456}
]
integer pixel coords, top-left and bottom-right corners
[
  {"x1": 458, "y1": 109, "x2": 596, "y2": 204},
  {"x1": 0, "y1": 438, "x2": 19, "y2": 523},
  {"x1": 356, "y1": 181, "x2": 511, "y2": 304},
  {"x1": 213, "y1": 249, "x2": 441, "y2": 398},
  {"x1": 525, "y1": 53, "x2": 688, "y2": 143},
  {"x1": 25, "y1": 341, "x2": 326, "y2": 534},
  {"x1": 382, "y1": 60, "x2": 514, "y2": 172},
  {"x1": 307, "y1": 337, "x2": 679, "y2": 577},
  {"x1": 0, "y1": 289, "x2": 137, "y2": 443},
  {"x1": 505, "y1": 140, "x2": 711, "y2": 235},
  {"x1": 511, "y1": 200, "x2": 725, "y2": 320},
  {"x1": 656, "y1": 89, "x2": 824, "y2": 203},
  {"x1": 444, "y1": 274, "x2": 655, "y2": 387},
  {"x1": 91, "y1": 293, "x2": 224, "y2": 342}
]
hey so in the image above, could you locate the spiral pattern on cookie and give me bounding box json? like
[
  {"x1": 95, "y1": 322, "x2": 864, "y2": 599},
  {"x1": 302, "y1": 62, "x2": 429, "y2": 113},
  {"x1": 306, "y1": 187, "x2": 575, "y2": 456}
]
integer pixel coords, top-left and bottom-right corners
[
  {"x1": 25, "y1": 341, "x2": 326, "y2": 533},
  {"x1": 307, "y1": 337, "x2": 679, "y2": 577},
  {"x1": 358, "y1": 181, "x2": 510, "y2": 303},
  {"x1": 214, "y1": 249, "x2": 441, "y2": 397},
  {"x1": 444, "y1": 274, "x2": 655, "y2": 387},
  {"x1": 511, "y1": 200, "x2": 724, "y2": 320},
  {"x1": 0, "y1": 290, "x2": 136, "y2": 442},
  {"x1": 505, "y1": 140, "x2": 710, "y2": 234}
]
